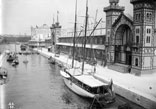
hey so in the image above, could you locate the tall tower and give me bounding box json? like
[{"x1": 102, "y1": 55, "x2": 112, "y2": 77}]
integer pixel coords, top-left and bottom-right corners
[
  {"x1": 104, "y1": 0, "x2": 125, "y2": 64},
  {"x1": 50, "y1": 22, "x2": 61, "y2": 53},
  {"x1": 131, "y1": 0, "x2": 156, "y2": 74}
]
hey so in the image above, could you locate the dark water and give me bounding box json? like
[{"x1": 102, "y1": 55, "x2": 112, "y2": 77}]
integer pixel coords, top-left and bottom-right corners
[{"x1": 0, "y1": 44, "x2": 91, "y2": 109}]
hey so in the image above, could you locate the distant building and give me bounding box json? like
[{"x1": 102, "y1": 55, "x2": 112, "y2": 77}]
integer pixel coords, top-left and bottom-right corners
[
  {"x1": 31, "y1": 24, "x2": 51, "y2": 41},
  {"x1": 29, "y1": 24, "x2": 51, "y2": 47}
]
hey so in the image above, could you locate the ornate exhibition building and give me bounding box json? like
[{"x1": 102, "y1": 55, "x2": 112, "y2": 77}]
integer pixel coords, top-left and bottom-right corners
[{"x1": 31, "y1": 0, "x2": 156, "y2": 75}]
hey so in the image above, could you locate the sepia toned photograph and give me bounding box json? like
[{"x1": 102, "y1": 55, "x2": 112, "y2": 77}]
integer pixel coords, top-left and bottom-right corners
[{"x1": 0, "y1": 0, "x2": 156, "y2": 109}]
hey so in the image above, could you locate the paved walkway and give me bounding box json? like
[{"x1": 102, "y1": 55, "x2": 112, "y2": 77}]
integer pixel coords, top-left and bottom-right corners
[{"x1": 35, "y1": 48, "x2": 156, "y2": 109}]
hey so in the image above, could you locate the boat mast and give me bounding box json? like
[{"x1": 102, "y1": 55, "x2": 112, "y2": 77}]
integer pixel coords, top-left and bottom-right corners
[
  {"x1": 82, "y1": 0, "x2": 88, "y2": 73},
  {"x1": 15, "y1": 36, "x2": 17, "y2": 53},
  {"x1": 72, "y1": 0, "x2": 77, "y2": 68}
]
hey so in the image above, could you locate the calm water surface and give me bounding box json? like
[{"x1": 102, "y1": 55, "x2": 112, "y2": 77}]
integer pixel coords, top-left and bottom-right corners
[{"x1": 0, "y1": 44, "x2": 91, "y2": 109}]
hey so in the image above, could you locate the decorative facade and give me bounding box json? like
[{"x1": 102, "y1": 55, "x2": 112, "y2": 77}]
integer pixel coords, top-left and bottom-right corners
[
  {"x1": 105, "y1": 0, "x2": 156, "y2": 75},
  {"x1": 50, "y1": 22, "x2": 62, "y2": 53},
  {"x1": 130, "y1": 0, "x2": 156, "y2": 74}
]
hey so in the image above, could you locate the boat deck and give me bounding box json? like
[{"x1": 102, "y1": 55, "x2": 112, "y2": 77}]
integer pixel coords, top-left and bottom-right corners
[{"x1": 67, "y1": 68, "x2": 108, "y2": 88}]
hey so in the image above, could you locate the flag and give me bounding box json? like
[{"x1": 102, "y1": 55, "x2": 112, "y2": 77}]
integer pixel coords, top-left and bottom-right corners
[{"x1": 57, "y1": 11, "x2": 59, "y2": 22}]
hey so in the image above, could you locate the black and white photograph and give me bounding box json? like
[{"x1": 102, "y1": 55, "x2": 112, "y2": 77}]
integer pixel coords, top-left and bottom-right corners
[{"x1": 0, "y1": 0, "x2": 156, "y2": 109}]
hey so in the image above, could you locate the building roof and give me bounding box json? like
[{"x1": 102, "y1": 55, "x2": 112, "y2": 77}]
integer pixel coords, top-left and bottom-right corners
[
  {"x1": 75, "y1": 74, "x2": 108, "y2": 87},
  {"x1": 112, "y1": 13, "x2": 133, "y2": 27},
  {"x1": 125, "y1": 13, "x2": 133, "y2": 21},
  {"x1": 56, "y1": 43, "x2": 105, "y2": 50},
  {"x1": 59, "y1": 28, "x2": 106, "y2": 38},
  {"x1": 33, "y1": 24, "x2": 50, "y2": 29}
]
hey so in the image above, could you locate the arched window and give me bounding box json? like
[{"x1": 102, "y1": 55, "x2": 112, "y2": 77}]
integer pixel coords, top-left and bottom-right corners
[
  {"x1": 136, "y1": 36, "x2": 139, "y2": 43},
  {"x1": 135, "y1": 58, "x2": 138, "y2": 66},
  {"x1": 146, "y1": 36, "x2": 151, "y2": 43},
  {"x1": 148, "y1": 36, "x2": 151, "y2": 43},
  {"x1": 147, "y1": 13, "x2": 149, "y2": 19},
  {"x1": 149, "y1": 13, "x2": 152, "y2": 21}
]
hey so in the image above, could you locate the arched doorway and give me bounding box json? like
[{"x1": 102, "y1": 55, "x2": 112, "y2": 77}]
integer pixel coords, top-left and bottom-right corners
[{"x1": 114, "y1": 24, "x2": 133, "y2": 65}]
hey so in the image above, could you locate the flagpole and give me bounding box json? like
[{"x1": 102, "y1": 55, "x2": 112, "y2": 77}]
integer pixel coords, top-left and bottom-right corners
[
  {"x1": 82, "y1": 0, "x2": 88, "y2": 73},
  {"x1": 57, "y1": 11, "x2": 59, "y2": 23}
]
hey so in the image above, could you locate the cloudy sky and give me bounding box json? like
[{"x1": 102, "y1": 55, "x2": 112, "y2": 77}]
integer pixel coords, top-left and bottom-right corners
[{"x1": 1, "y1": 0, "x2": 133, "y2": 35}]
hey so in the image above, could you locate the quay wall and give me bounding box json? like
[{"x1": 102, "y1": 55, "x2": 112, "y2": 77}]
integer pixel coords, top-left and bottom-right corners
[
  {"x1": 35, "y1": 48, "x2": 156, "y2": 109},
  {"x1": 94, "y1": 75, "x2": 156, "y2": 109}
]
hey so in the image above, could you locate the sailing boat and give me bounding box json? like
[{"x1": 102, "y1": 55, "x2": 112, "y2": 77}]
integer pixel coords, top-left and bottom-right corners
[
  {"x1": 12, "y1": 38, "x2": 19, "y2": 66},
  {"x1": 7, "y1": 53, "x2": 16, "y2": 62},
  {"x1": 60, "y1": 0, "x2": 115, "y2": 104},
  {"x1": 7, "y1": 39, "x2": 18, "y2": 62},
  {"x1": 0, "y1": 67, "x2": 8, "y2": 85}
]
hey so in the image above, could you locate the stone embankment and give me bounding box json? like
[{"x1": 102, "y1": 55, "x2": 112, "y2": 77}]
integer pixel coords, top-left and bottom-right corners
[{"x1": 34, "y1": 48, "x2": 156, "y2": 109}]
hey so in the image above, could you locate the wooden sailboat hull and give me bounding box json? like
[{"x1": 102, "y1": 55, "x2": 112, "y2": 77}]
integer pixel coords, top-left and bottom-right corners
[
  {"x1": 7, "y1": 55, "x2": 16, "y2": 62},
  {"x1": 7, "y1": 58, "x2": 14, "y2": 62},
  {"x1": 60, "y1": 71, "x2": 95, "y2": 98}
]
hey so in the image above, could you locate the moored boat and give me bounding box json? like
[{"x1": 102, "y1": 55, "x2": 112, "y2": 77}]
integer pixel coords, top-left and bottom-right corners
[
  {"x1": 20, "y1": 44, "x2": 27, "y2": 51},
  {"x1": 60, "y1": 68, "x2": 115, "y2": 103},
  {"x1": 0, "y1": 67, "x2": 8, "y2": 85},
  {"x1": 48, "y1": 56, "x2": 55, "y2": 64},
  {"x1": 60, "y1": 0, "x2": 115, "y2": 106},
  {"x1": 7, "y1": 53, "x2": 17, "y2": 62},
  {"x1": 12, "y1": 58, "x2": 19, "y2": 66}
]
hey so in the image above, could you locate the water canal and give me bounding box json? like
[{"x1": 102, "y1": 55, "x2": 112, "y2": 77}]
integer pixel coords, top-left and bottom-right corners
[
  {"x1": 0, "y1": 44, "x2": 92, "y2": 109},
  {"x1": 0, "y1": 44, "x2": 144, "y2": 109}
]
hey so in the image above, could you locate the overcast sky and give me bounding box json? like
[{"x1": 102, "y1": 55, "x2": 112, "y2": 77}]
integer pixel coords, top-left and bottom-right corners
[{"x1": 1, "y1": 0, "x2": 133, "y2": 35}]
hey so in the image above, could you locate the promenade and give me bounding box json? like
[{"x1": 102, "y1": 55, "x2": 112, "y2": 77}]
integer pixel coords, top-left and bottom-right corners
[{"x1": 35, "y1": 48, "x2": 156, "y2": 109}]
